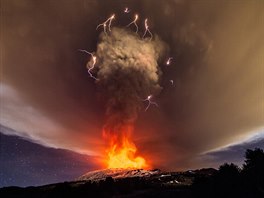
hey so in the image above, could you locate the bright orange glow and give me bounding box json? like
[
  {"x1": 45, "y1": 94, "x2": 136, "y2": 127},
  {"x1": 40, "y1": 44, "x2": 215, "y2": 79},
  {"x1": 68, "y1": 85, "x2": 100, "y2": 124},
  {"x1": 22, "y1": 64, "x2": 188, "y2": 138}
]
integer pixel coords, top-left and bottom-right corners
[{"x1": 103, "y1": 126, "x2": 149, "y2": 169}]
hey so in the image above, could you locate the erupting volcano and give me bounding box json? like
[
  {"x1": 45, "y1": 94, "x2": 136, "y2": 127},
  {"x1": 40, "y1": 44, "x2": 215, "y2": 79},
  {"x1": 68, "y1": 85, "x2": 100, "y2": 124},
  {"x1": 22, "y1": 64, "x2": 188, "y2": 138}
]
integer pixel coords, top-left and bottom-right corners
[
  {"x1": 107, "y1": 137, "x2": 147, "y2": 169},
  {"x1": 104, "y1": 126, "x2": 149, "y2": 169},
  {"x1": 83, "y1": 27, "x2": 166, "y2": 170}
]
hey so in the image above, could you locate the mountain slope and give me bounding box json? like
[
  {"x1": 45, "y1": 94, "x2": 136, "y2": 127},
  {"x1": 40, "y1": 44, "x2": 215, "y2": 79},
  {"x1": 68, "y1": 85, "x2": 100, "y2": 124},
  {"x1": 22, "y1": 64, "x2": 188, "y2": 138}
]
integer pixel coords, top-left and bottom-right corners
[{"x1": 77, "y1": 168, "x2": 161, "y2": 181}]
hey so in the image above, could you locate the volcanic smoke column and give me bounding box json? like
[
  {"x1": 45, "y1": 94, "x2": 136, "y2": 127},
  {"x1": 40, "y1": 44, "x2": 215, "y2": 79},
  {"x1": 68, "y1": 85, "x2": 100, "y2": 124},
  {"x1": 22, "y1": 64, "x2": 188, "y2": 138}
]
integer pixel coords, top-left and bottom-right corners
[{"x1": 88, "y1": 28, "x2": 166, "y2": 169}]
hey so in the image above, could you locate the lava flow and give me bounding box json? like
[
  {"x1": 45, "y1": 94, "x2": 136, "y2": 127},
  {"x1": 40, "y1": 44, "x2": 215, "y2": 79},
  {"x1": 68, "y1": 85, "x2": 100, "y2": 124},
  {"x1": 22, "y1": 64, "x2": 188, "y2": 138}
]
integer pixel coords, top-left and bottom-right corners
[{"x1": 103, "y1": 127, "x2": 149, "y2": 169}]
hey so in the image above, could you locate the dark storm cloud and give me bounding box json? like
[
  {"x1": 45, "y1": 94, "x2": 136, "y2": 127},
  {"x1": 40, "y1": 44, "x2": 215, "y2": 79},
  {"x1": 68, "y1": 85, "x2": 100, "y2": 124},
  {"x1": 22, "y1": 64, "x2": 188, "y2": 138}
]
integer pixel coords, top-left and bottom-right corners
[{"x1": 1, "y1": 0, "x2": 264, "y2": 169}]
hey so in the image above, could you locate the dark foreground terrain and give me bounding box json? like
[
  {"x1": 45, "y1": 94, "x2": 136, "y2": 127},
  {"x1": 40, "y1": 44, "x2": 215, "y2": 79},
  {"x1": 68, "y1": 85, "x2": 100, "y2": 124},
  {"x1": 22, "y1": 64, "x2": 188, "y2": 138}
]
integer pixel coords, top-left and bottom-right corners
[{"x1": 1, "y1": 148, "x2": 264, "y2": 198}]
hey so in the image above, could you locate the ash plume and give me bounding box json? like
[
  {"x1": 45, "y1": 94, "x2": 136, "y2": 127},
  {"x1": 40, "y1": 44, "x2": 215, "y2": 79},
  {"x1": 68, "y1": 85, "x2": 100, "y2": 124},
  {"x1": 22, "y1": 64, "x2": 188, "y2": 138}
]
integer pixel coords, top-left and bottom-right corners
[{"x1": 89, "y1": 28, "x2": 166, "y2": 137}]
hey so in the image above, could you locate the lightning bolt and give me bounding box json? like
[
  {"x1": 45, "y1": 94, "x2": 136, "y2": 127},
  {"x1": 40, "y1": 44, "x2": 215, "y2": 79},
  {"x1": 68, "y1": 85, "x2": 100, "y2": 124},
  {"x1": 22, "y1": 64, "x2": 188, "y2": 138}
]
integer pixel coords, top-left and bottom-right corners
[
  {"x1": 96, "y1": 14, "x2": 115, "y2": 34},
  {"x1": 126, "y1": 14, "x2": 139, "y2": 33},
  {"x1": 78, "y1": 49, "x2": 98, "y2": 80},
  {"x1": 166, "y1": 57, "x2": 173, "y2": 66},
  {"x1": 124, "y1": 7, "x2": 130, "y2": 13},
  {"x1": 142, "y1": 18, "x2": 153, "y2": 40},
  {"x1": 143, "y1": 95, "x2": 158, "y2": 111}
]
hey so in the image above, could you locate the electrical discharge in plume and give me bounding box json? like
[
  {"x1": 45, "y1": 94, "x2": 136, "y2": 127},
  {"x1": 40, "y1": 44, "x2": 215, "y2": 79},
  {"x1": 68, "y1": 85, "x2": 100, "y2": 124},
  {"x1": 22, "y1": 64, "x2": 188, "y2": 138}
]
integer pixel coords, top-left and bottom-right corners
[
  {"x1": 142, "y1": 18, "x2": 153, "y2": 40},
  {"x1": 96, "y1": 14, "x2": 115, "y2": 34},
  {"x1": 126, "y1": 14, "x2": 139, "y2": 33},
  {"x1": 166, "y1": 57, "x2": 173, "y2": 65},
  {"x1": 78, "y1": 49, "x2": 98, "y2": 80},
  {"x1": 87, "y1": 27, "x2": 166, "y2": 169},
  {"x1": 143, "y1": 95, "x2": 158, "y2": 112},
  {"x1": 124, "y1": 7, "x2": 130, "y2": 13}
]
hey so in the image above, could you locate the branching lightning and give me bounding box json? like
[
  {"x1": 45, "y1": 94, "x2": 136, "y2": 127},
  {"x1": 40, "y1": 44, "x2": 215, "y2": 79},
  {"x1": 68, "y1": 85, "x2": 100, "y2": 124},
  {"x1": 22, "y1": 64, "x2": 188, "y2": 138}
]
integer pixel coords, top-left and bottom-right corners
[
  {"x1": 126, "y1": 14, "x2": 139, "y2": 33},
  {"x1": 142, "y1": 18, "x2": 153, "y2": 40},
  {"x1": 143, "y1": 95, "x2": 158, "y2": 112},
  {"x1": 96, "y1": 14, "x2": 115, "y2": 34},
  {"x1": 108, "y1": 14, "x2": 115, "y2": 32},
  {"x1": 78, "y1": 49, "x2": 98, "y2": 80}
]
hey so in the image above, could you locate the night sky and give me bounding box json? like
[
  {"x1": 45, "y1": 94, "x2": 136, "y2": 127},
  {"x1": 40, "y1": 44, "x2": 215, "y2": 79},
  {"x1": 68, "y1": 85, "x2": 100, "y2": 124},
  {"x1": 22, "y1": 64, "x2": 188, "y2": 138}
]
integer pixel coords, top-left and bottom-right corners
[
  {"x1": 1, "y1": 0, "x2": 264, "y2": 187},
  {"x1": 0, "y1": 130, "x2": 96, "y2": 187}
]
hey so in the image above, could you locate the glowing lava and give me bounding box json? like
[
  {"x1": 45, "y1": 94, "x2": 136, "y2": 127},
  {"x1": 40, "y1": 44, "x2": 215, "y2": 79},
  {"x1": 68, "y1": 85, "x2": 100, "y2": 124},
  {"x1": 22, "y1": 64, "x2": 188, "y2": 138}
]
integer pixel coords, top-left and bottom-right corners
[{"x1": 103, "y1": 127, "x2": 149, "y2": 169}]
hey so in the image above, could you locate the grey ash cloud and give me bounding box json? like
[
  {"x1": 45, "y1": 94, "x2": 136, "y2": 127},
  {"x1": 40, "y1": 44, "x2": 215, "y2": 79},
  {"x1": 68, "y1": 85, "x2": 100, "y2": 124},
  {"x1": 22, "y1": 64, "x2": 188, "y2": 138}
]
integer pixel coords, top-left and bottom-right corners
[{"x1": 90, "y1": 27, "x2": 166, "y2": 138}]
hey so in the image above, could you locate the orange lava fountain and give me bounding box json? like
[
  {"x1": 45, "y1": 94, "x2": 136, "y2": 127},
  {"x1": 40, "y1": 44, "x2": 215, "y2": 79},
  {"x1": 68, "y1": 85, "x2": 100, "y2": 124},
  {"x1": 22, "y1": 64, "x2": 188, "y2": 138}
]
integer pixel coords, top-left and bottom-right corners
[{"x1": 103, "y1": 126, "x2": 149, "y2": 169}]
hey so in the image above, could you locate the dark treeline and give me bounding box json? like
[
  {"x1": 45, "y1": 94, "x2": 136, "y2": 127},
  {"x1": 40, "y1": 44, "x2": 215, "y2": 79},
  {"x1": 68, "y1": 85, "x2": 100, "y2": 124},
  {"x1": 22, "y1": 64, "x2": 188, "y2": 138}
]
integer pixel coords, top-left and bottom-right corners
[{"x1": 192, "y1": 148, "x2": 264, "y2": 198}]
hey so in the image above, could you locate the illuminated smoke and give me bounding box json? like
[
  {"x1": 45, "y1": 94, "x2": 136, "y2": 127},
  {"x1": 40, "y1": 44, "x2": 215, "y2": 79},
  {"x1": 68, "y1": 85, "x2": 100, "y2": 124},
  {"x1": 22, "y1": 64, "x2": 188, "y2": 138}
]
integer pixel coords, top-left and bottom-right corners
[{"x1": 88, "y1": 27, "x2": 166, "y2": 140}]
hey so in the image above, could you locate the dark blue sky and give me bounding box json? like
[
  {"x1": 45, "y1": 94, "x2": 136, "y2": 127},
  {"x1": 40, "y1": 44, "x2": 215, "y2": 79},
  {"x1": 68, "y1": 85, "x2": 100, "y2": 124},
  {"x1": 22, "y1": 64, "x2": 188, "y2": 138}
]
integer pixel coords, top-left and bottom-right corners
[{"x1": 0, "y1": 132, "x2": 96, "y2": 187}]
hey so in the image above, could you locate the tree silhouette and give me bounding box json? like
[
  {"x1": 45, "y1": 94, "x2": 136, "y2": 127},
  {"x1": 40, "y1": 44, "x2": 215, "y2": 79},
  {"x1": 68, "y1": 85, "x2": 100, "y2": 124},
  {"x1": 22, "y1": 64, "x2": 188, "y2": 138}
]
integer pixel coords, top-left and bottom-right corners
[
  {"x1": 242, "y1": 148, "x2": 264, "y2": 193},
  {"x1": 218, "y1": 163, "x2": 241, "y2": 177},
  {"x1": 243, "y1": 148, "x2": 264, "y2": 171},
  {"x1": 213, "y1": 163, "x2": 241, "y2": 197}
]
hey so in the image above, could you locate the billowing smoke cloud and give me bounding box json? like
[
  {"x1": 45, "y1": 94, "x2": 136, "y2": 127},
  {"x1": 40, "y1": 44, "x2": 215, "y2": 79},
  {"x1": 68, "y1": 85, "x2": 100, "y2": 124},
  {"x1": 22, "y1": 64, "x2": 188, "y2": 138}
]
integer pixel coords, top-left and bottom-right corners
[{"x1": 90, "y1": 28, "x2": 166, "y2": 142}]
